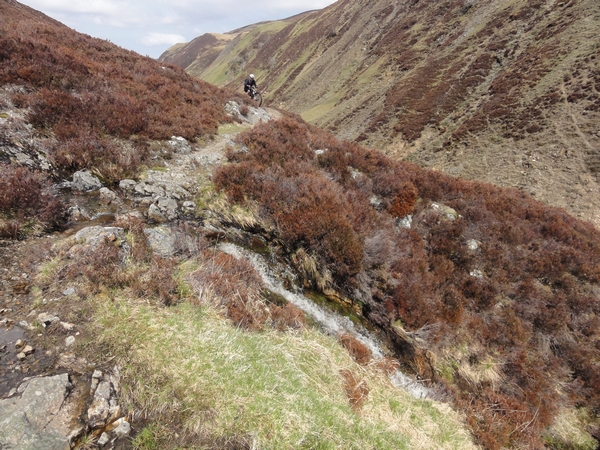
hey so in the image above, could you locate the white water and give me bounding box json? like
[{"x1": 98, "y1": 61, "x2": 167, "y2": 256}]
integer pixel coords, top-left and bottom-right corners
[{"x1": 219, "y1": 242, "x2": 429, "y2": 399}]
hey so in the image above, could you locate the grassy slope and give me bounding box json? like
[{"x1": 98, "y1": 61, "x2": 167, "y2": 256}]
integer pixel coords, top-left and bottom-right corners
[{"x1": 93, "y1": 297, "x2": 475, "y2": 449}]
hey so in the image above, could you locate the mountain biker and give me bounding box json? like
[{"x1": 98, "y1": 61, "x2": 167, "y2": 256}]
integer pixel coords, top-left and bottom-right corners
[{"x1": 244, "y1": 74, "x2": 257, "y2": 98}]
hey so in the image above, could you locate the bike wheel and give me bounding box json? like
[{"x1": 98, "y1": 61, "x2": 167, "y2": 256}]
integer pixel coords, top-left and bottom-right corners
[{"x1": 254, "y1": 92, "x2": 262, "y2": 107}]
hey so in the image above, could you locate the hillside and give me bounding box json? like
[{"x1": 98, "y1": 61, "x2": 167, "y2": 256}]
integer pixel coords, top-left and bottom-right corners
[
  {"x1": 163, "y1": 0, "x2": 600, "y2": 226},
  {"x1": 1, "y1": 0, "x2": 600, "y2": 449}
]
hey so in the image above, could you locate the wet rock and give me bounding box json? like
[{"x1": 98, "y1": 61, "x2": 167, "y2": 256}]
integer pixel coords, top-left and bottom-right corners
[
  {"x1": 144, "y1": 226, "x2": 176, "y2": 257},
  {"x1": 0, "y1": 373, "x2": 76, "y2": 450},
  {"x1": 66, "y1": 205, "x2": 91, "y2": 222},
  {"x1": 98, "y1": 187, "x2": 120, "y2": 205},
  {"x1": 72, "y1": 170, "x2": 102, "y2": 192}
]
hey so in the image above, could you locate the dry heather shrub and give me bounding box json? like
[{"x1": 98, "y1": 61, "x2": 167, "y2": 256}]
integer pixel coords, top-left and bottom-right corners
[
  {"x1": 270, "y1": 303, "x2": 306, "y2": 331},
  {"x1": 131, "y1": 256, "x2": 179, "y2": 306},
  {"x1": 188, "y1": 251, "x2": 268, "y2": 330},
  {"x1": 339, "y1": 333, "x2": 372, "y2": 365},
  {"x1": 188, "y1": 251, "x2": 306, "y2": 331},
  {"x1": 340, "y1": 369, "x2": 370, "y2": 411},
  {"x1": 0, "y1": 164, "x2": 63, "y2": 238},
  {"x1": 387, "y1": 181, "x2": 418, "y2": 218}
]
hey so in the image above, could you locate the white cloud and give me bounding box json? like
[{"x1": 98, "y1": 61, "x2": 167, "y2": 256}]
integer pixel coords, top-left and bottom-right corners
[{"x1": 141, "y1": 32, "x2": 187, "y2": 46}]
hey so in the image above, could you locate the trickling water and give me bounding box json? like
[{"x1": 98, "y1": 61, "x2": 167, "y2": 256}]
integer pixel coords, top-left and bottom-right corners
[{"x1": 219, "y1": 242, "x2": 430, "y2": 399}]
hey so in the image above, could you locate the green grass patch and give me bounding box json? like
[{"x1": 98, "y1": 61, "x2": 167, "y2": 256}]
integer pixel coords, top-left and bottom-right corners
[{"x1": 91, "y1": 296, "x2": 476, "y2": 449}]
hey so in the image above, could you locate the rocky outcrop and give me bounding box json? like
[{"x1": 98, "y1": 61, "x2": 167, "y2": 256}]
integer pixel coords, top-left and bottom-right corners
[{"x1": 0, "y1": 374, "x2": 78, "y2": 450}]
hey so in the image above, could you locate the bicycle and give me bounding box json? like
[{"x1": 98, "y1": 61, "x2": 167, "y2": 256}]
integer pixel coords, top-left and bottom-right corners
[{"x1": 248, "y1": 86, "x2": 263, "y2": 107}]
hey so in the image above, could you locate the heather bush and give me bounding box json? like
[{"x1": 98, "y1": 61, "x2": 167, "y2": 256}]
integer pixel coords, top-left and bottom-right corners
[
  {"x1": 213, "y1": 115, "x2": 600, "y2": 448},
  {"x1": 188, "y1": 250, "x2": 306, "y2": 331},
  {"x1": 0, "y1": 15, "x2": 232, "y2": 179},
  {"x1": 0, "y1": 164, "x2": 63, "y2": 238}
]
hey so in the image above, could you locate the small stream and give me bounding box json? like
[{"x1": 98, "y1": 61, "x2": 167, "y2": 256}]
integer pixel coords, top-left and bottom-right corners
[{"x1": 219, "y1": 243, "x2": 430, "y2": 399}]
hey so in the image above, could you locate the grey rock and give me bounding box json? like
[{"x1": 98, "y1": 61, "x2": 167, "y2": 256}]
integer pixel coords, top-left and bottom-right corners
[
  {"x1": 157, "y1": 197, "x2": 178, "y2": 220},
  {"x1": 396, "y1": 215, "x2": 413, "y2": 229},
  {"x1": 66, "y1": 205, "x2": 91, "y2": 222},
  {"x1": 38, "y1": 312, "x2": 60, "y2": 327},
  {"x1": 65, "y1": 336, "x2": 75, "y2": 347},
  {"x1": 182, "y1": 200, "x2": 196, "y2": 213},
  {"x1": 144, "y1": 226, "x2": 177, "y2": 257},
  {"x1": 111, "y1": 417, "x2": 132, "y2": 438},
  {"x1": 467, "y1": 239, "x2": 480, "y2": 251},
  {"x1": 60, "y1": 321, "x2": 74, "y2": 331},
  {"x1": 97, "y1": 432, "x2": 110, "y2": 446},
  {"x1": 135, "y1": 182, "x2": 165, "y2": 197},
  {"x1": 118, "y1": 179, "x2": 137, "y2": 192},
  {"x1": 0, "y1": 373, "x2": 74, "y2": 450},
  {"x1": 62, "y1": 287, "x2": 76, "y2": 296},
  {"x1": 430, "y1": 202, "x2": 459, "y2": 221},
  {"x1": 72, "y1": 170, "x2": 102, "y2": 192},
  {"x1": 168, "y1": 136, "x2": 192, "y2": 154},
  {"x1": 148, "y1": 204, "x2": 167, "y2": 223},
  {"x1": 98, "y1": 187, "x2": 119, "y2": 205},
  {"x1": 88, "y1": 379, "x2": 120, "y2": 429},
  {"x1": 370, "y1": 195, "x2": 383, "y2": 208},
  {"x1": 68, "y1": 226, "x2": 125, "y2": 258}
]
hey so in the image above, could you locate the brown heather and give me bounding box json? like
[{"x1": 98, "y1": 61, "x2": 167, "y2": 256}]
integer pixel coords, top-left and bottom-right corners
[
  {"x1": 215, "y1": 117, "x2": 600, "y2": 449},
  {"x1": 0, "y1": 1, "x2": 235, "y2": 182},
  {"x1": 0, "y1": 164, "x2": 63, "y2": 238}
]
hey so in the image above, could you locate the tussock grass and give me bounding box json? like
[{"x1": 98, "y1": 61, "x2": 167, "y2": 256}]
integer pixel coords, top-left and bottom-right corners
[{"x1": 92, "y1": 296, "x2": 476, "y2": 449}]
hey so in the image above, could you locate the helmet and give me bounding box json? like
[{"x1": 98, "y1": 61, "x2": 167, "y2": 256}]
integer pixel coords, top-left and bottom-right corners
[{"x1": 250, "y1": 74, "x2": 254, "y2": 79}]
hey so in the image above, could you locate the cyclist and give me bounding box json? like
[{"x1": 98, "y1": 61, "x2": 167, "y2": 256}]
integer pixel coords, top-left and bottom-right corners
[{"x1": 244, "y1": 74, "x2": 257, "y2": 98}]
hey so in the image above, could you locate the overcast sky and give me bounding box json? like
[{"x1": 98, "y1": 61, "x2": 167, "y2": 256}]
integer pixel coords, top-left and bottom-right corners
[{"x1": 19, "y1": 0, "x2": 337, "y2": 59}]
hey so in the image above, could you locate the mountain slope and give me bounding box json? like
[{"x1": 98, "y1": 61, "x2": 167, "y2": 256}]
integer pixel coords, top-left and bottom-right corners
[
  {"x1": 163, "y1": 0, "x2": 600, "y2": 226},
  {"x1": 2, "y1": 1, "x2": 600, "y2": 448}
]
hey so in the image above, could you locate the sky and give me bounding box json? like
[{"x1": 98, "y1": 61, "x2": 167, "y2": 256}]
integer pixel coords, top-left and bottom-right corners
[{"x1": 19, "y1": 0, "x2": 338, "y2": 59}]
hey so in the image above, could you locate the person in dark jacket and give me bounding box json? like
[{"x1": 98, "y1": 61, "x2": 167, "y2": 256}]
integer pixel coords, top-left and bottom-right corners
[{"x1": 244, "y1": 74, "x2": 257, "y2": 97}]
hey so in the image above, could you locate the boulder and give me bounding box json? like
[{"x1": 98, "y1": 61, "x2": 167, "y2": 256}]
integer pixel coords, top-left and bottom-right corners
[
  {"x1": 68, "y1": 226, "x2": 125, "y2": 258},
  {"x1": 0, "y1": 374, "x2": 77, "y2": 450},
  {"x1": 71, "y1": 170, "x2": 102, "y2": 192},
  {"x1": 168, "y1": 136, "x2": 192, "y2": 154},
  {"x1": 144, "y1": 226, "x2": 177, "y2": 257}
]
